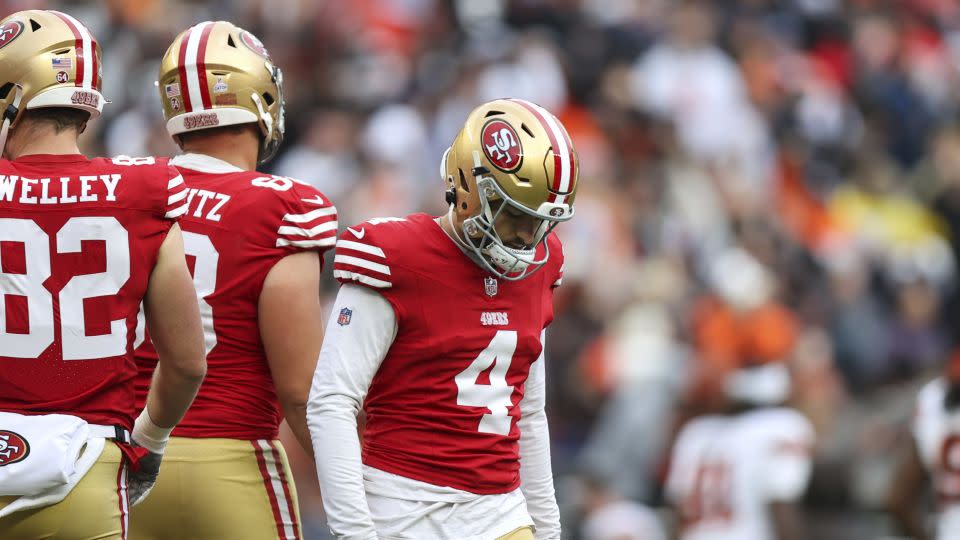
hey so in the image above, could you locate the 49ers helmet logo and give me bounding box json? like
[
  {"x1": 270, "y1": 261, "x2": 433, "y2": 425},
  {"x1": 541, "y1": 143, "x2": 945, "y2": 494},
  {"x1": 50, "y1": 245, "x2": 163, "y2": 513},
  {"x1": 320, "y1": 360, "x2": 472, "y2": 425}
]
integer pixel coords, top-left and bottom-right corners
[
  {"x1": 0, "y1": 430, "x2": 29, "y2": 466},
  {"x1": 0, "y1": 21, "x2": 24, "y2": 50},
  {"x1": 481, "y1": 119, "x2": 523, "y2": 173},
  {"x1": 240, "y1": 31, "x2": 271, "y2": 60}
]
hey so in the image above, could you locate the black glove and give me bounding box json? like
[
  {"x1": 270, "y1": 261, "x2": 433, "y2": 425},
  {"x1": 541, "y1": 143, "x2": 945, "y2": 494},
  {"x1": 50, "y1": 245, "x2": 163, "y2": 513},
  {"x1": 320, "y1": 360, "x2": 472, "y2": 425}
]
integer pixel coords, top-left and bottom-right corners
[{"x1": 127, "y1": 448, "x2": 162, "y2": 506}]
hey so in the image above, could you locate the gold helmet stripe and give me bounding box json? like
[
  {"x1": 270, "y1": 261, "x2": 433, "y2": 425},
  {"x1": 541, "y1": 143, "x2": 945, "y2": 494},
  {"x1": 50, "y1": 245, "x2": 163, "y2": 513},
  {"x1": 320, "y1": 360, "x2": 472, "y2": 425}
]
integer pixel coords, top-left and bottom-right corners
[
  {"x1": 50, "y1": 11, "x2": 97, "y2": 90},
  {"x1": 177, "y1": 21, "x2": 214, "y2": 112},
  {"x1": 508, "y1": 98, "x2": 576, "y2": 205}
]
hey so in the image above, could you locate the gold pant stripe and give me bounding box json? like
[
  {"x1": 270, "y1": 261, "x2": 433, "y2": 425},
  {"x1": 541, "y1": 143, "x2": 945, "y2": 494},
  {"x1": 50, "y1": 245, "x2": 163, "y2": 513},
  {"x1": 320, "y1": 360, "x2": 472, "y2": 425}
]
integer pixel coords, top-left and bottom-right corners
[
  {"x1": 117, "y1": 461, "x2": 129, "y2": 539},
  {"x1": 252, "y1": 439, "x2": 301, "y2": 540},
  {"x1": 130, "y1": 437, "x2": 302, "y2": 540}
]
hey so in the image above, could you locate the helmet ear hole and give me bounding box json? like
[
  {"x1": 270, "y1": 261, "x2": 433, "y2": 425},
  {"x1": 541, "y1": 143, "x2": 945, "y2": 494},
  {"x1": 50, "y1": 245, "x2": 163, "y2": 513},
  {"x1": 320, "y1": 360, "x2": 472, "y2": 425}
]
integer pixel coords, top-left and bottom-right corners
[
  {"x1": 458, "y1": 169, "x2": 469, "y2": 192},
  {"x1": 262, "y1": 92, "x2": 274, "y2": 106}
]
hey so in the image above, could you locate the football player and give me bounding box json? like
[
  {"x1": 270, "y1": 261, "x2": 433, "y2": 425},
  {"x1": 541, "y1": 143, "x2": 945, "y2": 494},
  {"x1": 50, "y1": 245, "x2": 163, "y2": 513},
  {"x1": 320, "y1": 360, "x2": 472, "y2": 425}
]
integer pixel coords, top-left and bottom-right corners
[
  {"x1": 665, "y1": 357, "x2": 814, "y2": 540},
  {"x1": 0, "y1": 10, "x2": 206, "y2": 539},
  {"x1": 887, "y1": 359, "x2": 960, "y2": 540},
  {"x1": 130, "y1": 21, "x2": 337, "y2": 540},
  {"x1": 308, "y1": 98, "x2": 577, "y2": 540}
]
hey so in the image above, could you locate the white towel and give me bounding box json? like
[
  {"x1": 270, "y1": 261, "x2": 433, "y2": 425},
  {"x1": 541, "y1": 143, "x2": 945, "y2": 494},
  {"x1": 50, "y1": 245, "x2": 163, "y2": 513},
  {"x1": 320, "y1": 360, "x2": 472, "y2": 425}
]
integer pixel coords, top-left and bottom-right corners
[{"x1": 0, "y1": 412, "x2": 108, "y2": 517}]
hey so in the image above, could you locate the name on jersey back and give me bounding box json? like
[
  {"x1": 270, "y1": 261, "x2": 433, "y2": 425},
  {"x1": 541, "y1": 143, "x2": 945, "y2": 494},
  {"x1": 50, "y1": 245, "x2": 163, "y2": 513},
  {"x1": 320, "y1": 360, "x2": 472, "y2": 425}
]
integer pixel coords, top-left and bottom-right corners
[
  {"x1": 0, "y1": 174, "x2": 121, "y2": 204},
  {"x1": 182, "y1": 188, "x2": 230, "y2": 222}
]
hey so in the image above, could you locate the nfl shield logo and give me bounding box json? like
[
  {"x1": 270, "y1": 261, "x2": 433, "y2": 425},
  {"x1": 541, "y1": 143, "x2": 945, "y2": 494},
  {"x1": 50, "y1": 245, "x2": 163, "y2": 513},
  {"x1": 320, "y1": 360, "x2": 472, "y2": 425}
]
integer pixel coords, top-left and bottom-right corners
[
  {"x1": 484, "y1": 277, "x2": 498, "y2": 297},
  {"x1": 337, "y1": 307, "x2": 352, "y2": 326}
]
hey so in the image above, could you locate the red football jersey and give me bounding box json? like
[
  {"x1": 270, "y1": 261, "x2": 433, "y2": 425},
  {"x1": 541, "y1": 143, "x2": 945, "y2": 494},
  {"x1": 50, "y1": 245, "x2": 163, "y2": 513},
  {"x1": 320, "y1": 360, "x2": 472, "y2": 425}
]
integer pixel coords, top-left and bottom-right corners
[
  {"x1": 332, "y1": 213, "x2": 563, "y2": 494},
  {"x1": 0, "y1": 154, "x2": 187, "y2": 430},
  {"x1": 135, "y1": 154, "x2": 337, "y2": 440}
]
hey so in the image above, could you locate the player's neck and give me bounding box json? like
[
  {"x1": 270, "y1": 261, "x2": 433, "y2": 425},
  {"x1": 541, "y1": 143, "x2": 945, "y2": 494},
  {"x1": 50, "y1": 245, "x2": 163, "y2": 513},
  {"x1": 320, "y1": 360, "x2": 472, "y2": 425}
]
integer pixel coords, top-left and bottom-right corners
[
  {"x1": 439, "y1": 208, "x2": 470, "y2": 251},
  {"x1": 181, "y1": 134, "x2": 258, "y2": 171},
  {"x1": 5, "y1": 127, "x2": 81, "y2": 159}
]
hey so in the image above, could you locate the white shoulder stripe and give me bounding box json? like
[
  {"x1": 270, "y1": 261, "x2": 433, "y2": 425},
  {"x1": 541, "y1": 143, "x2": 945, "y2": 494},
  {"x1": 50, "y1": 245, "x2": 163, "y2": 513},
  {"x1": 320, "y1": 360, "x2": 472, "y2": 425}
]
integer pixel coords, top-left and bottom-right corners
[
  {"x1": 165, "y1": 202, "x2": 189, "y2": 219},
  {"x1": 334, "y1": 254, "x2": 391, "y2": 275},
  {"x1": 276, "y1": 238, "x2": 336, "y2": 248},
  {"x1": 282, "y1": 206, "x2": 337, "y2": 223},
  {"x1": 168, "y1": 175, "x2": 185, "y2": 189},
  {"x1": 336, "y1": 240, "x2": 385, "y2": 258},
  {"x1": 334, "y1": 269, "x2": 392, "y2": 289},
  {"x1": 277, "y1": 221, "x2": 338, "y2": 237},
  {"x1": 167, "y1": 189, "x2": 189, "y2": 205}
]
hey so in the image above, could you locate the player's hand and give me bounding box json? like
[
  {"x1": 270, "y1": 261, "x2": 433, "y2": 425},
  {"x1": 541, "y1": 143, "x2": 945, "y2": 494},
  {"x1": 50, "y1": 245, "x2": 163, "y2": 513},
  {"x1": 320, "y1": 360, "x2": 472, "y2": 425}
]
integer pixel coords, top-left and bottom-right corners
[{"x1": 127, "y1": 448, "x2": 162, "y2": 506}]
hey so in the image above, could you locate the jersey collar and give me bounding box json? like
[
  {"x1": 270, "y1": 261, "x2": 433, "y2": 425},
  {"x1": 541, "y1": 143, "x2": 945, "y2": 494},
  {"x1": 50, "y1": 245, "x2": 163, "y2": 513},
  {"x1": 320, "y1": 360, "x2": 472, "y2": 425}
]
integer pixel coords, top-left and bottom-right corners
[
  {"x1": 169, "y1": 153, "x2": 245, "y2": 174},
  {"x1": 14, "y1": 153, "x2": 88, "y2": 163}
]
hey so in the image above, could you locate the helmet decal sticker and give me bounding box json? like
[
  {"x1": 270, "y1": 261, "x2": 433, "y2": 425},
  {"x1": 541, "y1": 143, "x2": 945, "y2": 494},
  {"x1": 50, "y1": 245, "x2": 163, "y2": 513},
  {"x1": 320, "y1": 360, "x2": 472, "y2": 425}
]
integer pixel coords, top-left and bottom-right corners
[
  {"x1": 0, "y1": 21, "x2": 24, "y2": 50},
  {"x1": 481, "y1": 119, "x2": 523, "y2": 173},
  {"x1": 240, "y1": 31, "x2": 271, "y2": 60}
]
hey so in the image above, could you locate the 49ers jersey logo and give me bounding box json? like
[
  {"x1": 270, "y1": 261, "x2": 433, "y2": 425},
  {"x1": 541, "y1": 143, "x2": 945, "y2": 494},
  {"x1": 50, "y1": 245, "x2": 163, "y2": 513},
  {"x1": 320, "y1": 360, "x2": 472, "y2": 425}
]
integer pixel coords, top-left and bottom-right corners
[
  {"x1": 0, "y1": 21, "x2": 24, "y2": 50},
  {"x1": 240, "y1": 31, "x2": 271, "y2": 60},
  {"x1": 0, "y1": 430, "x2": 29, "y2": 466},
  {"x1": 482, "y1": 119, "x2": 523, "y2": 173}
]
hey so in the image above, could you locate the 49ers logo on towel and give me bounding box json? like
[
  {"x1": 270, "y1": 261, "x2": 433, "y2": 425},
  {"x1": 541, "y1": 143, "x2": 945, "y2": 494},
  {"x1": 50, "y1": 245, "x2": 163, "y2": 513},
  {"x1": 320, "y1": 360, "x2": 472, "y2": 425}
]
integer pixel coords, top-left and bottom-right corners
[
  {"x1": 0, "y1": 430, "x2": 29, "y2": 466},
  {"x1": 0, "y1": 21, "x2": 24, "y2": 50},
  {"x1": 481, "y1": 119, "x2": 523, "y2": 173}
]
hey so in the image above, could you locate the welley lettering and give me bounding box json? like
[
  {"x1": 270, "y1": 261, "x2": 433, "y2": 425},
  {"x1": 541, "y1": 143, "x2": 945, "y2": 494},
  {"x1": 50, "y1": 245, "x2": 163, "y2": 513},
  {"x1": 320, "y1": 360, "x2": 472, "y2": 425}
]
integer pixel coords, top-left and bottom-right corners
[{"x1": 0, "y1": 174, "x2": 121, "y2": 205}]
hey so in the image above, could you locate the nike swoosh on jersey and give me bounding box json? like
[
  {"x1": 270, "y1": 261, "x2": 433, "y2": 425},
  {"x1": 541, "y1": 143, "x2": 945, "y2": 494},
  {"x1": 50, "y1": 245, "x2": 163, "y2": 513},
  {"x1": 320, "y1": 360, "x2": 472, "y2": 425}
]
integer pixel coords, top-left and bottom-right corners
[
  {"x1": 301, "y1": 195, "x2": 326, "y2": 205},
  {"x1": 347, "y1": 227, "x2": 365, "y2": 239}
]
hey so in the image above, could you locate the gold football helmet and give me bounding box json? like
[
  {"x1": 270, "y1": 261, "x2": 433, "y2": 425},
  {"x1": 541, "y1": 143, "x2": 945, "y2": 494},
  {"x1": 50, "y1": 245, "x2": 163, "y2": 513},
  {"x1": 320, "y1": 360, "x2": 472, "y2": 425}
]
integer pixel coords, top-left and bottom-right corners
[
  {"x1": 158, "y1": 21, "x2": 284, "y2": 164},
  {"x1": 0, "y1": 10, "x2": 106, "y2": 150},
  {"x1": 442, "y1": 98, "x2": 579, "y2": 280}
]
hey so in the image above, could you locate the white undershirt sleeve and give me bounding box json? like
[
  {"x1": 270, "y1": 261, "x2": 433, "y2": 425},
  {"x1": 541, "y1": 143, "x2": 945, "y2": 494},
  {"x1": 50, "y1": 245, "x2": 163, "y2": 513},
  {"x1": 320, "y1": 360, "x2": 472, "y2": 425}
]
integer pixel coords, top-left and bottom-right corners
[
  {"x1": 518, "y1": 330, "x2": 561, "y2": 540},
  {"x1": 307, "y1": 283, "x2": 398, "y2": 540}
]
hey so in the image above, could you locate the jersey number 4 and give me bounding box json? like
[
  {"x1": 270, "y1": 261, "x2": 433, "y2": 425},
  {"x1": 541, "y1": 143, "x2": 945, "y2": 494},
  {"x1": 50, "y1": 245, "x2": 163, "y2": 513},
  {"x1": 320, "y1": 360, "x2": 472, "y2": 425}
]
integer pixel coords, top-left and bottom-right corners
[
  {"x1": 455, "y1": 330, "x2": 518, "y2": 436},
  {"x1": 1, "y1": 217, "x2": 129, "y2": 359}
]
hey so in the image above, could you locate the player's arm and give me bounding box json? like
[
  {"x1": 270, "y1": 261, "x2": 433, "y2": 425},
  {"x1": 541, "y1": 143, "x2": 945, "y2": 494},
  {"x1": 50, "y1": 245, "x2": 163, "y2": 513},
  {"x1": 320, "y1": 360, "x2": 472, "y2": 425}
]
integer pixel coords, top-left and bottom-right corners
[
  {"x1": 308, "y1": 283, "x2": 397, "y2": 540},
  {"x1": 887, "y1": 436, "x2": 932, "y2": 540},
  {"x1": 131, "y1": 223, "x2": 206, "y2": 505},
  {"x1": 141, "y1": 222, "x2": 207, "y2": 429},
  {"x1": 518, "y1": 330, "x2": 561, "y2": 540},
  {"x1": 260, "y1": 250, "x2": 323, "y2": 457}
]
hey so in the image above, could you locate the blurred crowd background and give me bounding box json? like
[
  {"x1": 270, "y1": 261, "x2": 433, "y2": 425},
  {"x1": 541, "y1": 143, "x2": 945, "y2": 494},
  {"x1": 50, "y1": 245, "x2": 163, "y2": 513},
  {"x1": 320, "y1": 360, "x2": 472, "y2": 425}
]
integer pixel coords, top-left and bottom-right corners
[{"x1": 16, "y1": 0, "x2": 960, "y2": 537}]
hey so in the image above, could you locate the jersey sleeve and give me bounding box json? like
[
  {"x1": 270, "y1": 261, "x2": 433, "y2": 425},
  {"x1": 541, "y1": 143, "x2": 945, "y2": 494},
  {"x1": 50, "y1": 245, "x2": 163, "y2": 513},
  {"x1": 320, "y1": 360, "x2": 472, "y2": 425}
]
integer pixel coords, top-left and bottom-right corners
[
  {"x1": 272, "y1": 182, "x2": 338, "y2": 254},
  {"x1": 333, "y1": 224, "x2": 395, "y2": 291},
  {"x1": 758, "y1": 411, "x2": 815, "y2": 501},
  {"x1": 163, "y1": 165, "x2": 189, "y2": 220}
]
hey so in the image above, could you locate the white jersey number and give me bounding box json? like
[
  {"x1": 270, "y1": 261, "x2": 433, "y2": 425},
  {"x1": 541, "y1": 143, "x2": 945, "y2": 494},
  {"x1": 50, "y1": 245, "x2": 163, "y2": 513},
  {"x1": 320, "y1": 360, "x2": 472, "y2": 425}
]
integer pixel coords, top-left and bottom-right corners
[
  {"x1": 681, "y1": 461, "x2": 733, "y2": 527},
  {"x1": 181, "y1": 232, "x2": 219, "y2": 356},
  {"x1": 455, "y1": 330, "x2": 518, "y2": 436},
  {"x1": 0, "y1": 217, "x2": 130, "y2": 359}
]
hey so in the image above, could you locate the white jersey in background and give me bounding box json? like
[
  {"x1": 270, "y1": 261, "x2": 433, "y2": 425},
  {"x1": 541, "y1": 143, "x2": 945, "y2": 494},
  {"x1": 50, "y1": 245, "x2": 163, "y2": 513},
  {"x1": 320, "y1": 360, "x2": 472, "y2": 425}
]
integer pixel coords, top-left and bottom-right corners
[
  {"x1": 665, "y1": 408, "x2": 814, "y2": 540},
  {"x1": 913, "y1": 378, "x2": 960, "y2": 540}
]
